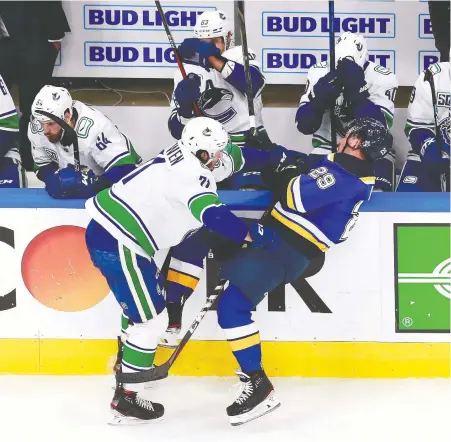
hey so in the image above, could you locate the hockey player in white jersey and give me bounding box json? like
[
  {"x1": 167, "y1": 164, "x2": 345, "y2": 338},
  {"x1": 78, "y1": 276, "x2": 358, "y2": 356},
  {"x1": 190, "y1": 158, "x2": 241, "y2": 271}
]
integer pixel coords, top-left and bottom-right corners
[
  {"x1": 296, "y1": 32, "x2": 398, "y2": 191},
  {"x1": 397, "y1": 55, "x2": 450, "y2": 192},
  {"x1": 169, "y1": 10, "x2": 269, "y2": 148},
  {"x1": 29, "y1": 85, "x2": 141, "y2": 198},
  {"x1": 0, "y1": 74, "x2": 25, "y2": 188},
  {"x1": 84, "y1": 117, "x2": 252, "y2": 424}
]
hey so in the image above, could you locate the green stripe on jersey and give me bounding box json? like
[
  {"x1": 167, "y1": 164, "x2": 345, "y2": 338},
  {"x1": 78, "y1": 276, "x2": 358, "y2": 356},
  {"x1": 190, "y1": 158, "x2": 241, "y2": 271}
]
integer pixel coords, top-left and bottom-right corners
[
  {"x1": 107, "y1": 140, "x2": 142, "y2": 171},
  {"x1": 189, "y1": 194, "x2": 222, "y2": 222},
  {"x1": 224, "y1": 143, "x2": 244, "y2": 172},
  {"x1": 404, "y1": 121, "x2": 434, "y2": 138},
  {"x1": 96, "y1": 189, "x2": 156, "y2": 257},
  {"x1": 382, "y1": 109, "x2": 394, "y2": 129},
  {"x1": 0, "y1": 113, "x2": 19, "y2": 130}
]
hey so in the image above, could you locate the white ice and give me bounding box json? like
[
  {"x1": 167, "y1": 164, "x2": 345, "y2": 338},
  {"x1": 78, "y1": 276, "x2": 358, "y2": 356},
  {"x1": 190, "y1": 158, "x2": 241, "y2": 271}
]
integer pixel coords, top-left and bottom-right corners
[{"x1": 1, "y1": 376, "x2": 450, "y2": 442}]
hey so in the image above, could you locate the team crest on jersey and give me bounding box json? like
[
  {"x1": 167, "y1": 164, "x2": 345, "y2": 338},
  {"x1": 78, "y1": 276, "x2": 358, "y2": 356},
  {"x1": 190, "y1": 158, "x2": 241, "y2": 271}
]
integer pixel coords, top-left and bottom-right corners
[
  {"x1": 43, "y1": 147, "x2": 58, "y2": 163},
  {"x1": 198, "y1": 83, "x2": 233, "y2": 110}
]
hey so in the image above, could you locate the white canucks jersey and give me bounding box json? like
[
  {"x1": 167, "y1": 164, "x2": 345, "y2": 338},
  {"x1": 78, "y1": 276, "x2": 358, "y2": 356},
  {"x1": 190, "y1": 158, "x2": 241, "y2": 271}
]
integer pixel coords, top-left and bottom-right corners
[
  {"x1": 28, "y1": 101, "x2": 141, "y2": 175},
  {"x1": 86, "y1": 142, "x2": 226, "y2": 258},
  {"x1": 300, "y1": 61, "x2": 398, "y2": 154},
  {"x1": 405, "y1": 62, "x2": 451, "y2": 148},
  {"x1": 0, "y1": 74, "x2": 20, "y2": 162},
  {"x1": 171, "y1": 46, "x2": 265, "y2": 145}
]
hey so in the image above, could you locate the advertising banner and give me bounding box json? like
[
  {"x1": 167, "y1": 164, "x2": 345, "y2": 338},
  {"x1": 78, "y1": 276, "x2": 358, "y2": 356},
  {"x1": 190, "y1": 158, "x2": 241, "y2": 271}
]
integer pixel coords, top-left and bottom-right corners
[
  {"x1": 246, "y1": 1, "x2": 438, "y2": 85},
  {"x1": 53, "y1": 1, "x2": 235, "y2": 78}
]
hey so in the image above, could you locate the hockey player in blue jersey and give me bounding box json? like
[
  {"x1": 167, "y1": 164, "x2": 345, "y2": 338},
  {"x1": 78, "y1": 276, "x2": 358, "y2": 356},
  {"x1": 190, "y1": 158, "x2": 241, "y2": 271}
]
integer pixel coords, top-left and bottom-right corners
[
  {"x1": 396, "y1": 55, "x2": 450, "y2": 192},
  {"x1": 213, "y1": 118, "x2": 393, "y2": 426},
  {"x1": 296, "y1": 32, "x2": 398, "y2": 192}
]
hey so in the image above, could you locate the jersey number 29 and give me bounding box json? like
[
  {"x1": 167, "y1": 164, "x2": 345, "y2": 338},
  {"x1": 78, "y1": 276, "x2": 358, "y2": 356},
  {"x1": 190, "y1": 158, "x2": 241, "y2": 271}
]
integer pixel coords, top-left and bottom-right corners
[{"x1": 309, "y1": 167, "x2": 336, "y2": 190}]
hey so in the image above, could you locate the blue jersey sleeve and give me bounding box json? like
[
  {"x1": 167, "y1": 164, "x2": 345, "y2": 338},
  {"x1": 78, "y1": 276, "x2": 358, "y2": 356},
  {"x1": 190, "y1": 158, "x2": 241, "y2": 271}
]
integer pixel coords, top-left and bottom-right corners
[{"x1": 295, "y1": 102, "x2": 324, "y2": 135}]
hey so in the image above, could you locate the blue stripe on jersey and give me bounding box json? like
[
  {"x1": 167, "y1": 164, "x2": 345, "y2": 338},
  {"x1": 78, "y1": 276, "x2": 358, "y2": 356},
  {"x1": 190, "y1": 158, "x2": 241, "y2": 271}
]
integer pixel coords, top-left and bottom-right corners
[{"x1": 0, "y1": 109, "x2": 17, "y2": 119}]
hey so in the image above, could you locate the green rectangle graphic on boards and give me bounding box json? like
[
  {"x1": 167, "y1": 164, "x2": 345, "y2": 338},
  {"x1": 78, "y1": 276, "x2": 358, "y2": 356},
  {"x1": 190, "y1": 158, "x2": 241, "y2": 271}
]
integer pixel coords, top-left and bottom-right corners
[{"x1": 395, "y1": 224, "x2": 450, "y2": 333}]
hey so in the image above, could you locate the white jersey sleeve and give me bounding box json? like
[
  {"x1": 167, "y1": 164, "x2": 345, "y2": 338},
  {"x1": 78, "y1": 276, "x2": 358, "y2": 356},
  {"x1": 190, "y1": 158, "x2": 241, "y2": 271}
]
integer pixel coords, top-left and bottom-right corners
[
  {"x1": 0, "y1": 75, "x2": 19, "y2": 132},
  {"x1": 299, "y1": 62, "x2": 329, "y2": 105},
  {"x1": 365, "y1": 63, "x2": 398, "y2": 128},
  {"x1": 211, "y1": 143, "x2": 245, "y2": 182}
]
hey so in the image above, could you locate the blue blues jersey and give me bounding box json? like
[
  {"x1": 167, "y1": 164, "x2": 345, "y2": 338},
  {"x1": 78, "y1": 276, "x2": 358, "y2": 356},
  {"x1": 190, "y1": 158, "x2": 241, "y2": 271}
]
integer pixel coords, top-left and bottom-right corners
[{"x1": 266, "y1": 153, "x2": 374, "y2": 258}]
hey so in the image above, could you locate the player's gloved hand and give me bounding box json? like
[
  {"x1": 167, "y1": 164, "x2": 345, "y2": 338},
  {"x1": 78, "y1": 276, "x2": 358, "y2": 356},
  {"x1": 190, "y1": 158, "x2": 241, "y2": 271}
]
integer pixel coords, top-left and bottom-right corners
[
  {"x1": 178, "y1": 38, "x2": 220, "y2": 70},
  {"x1": 45, "y1": 165, "x2": 98, "y2": 199},
  {"x1": 308, "y1": 71, "x2": 342, "y2": 111},
  {"x1": 248, "y1": 223, "x2": 281, "y2": 251},
  {"x1": 336, "y1": 58, "x2": 369, "y2": 104},
  {"x1": 174, "y1": 74, "x2": 201, "y2": 118},
  {"x1": 420, "y1": 135, "x2": 450, "y2": 175}
]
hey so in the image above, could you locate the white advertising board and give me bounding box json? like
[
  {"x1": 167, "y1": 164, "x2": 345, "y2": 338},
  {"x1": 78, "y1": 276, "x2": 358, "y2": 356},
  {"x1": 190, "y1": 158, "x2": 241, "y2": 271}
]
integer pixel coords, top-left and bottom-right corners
[
  {"x1": 0, "y1": 208, "x2": 449, "y2": 343},
  {"x1": 53, "y1": 1, "x2": 235, "y2": 78},
  {"x1": 246, "y1": 0, "x2": 438, "y2": 85}
]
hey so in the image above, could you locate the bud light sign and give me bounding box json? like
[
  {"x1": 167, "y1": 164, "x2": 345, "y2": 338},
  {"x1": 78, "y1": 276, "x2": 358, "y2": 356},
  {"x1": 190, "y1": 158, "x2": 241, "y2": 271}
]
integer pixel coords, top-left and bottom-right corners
[
  {"x1": 419, "y1": 51, "x2": 440, "y2": 73},
  {"x1": 262, "y1": 49, "x2": 395, "y2": 74},
  {"x1": 262, "y1": 12, "x2": 395, "y2": 38},
  {"x1": 418, "y1": 14, "x2": 433, "y2": 39},
  {"x1": 85, "y1": 42, "x2": 178, "y2": 67},
  {"x1": 84, "y1": 4, "x2": 215, "y2": 31}
]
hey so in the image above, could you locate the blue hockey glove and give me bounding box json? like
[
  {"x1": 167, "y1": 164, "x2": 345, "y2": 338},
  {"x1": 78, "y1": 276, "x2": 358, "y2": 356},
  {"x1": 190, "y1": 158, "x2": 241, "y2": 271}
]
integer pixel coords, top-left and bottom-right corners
[
  {"x1": 248, "y1": 223, "x2": 281, "y2": 251},
  {"x1": 308, "y1": 71, "x2": 342, "y2": 111},
  {"x1": 336, "y1": 58, "x2": 369, "y2": 105},
  {"x1": 174, "y1": 74, "x2": 201, "y2": 118},
  {"x1": 45, "y1": 165, "x2": 98, "y2": 199},
  {"x1": 178, "y1": 38, "x2": 220, "y2": 70}
]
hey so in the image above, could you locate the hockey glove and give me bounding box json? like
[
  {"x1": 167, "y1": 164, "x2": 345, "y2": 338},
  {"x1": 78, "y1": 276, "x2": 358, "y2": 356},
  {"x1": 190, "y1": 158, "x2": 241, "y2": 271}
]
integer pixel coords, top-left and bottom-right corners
[
  {"x1": 308, "y1": 71, "x2": 342, "y2": 112},
  {"x1": 174, "y1": 74, "x2": 201, "y2": 118},
  {"x1": 178, "y1": 38, "x2": 220, "y2": 70},
  {"x1": 45, "y1": 165, "x2": 99, "y2": 199},
  {"x1": 336, "y1": 58, "x2": 369, "y2": 105},
  {"x1": 248, "y1": 223, "x2": 281, "y2": 251}
]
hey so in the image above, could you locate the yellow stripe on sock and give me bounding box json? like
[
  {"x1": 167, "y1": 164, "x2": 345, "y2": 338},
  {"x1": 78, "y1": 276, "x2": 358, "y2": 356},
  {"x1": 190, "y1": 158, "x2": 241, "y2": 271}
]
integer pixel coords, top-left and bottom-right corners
[
  {"x1": 229, "y1": 332, "x2": 261, "y2": 352},
  {"x1": 167, "y1": 269, "x2": 199, "y2": 290}
]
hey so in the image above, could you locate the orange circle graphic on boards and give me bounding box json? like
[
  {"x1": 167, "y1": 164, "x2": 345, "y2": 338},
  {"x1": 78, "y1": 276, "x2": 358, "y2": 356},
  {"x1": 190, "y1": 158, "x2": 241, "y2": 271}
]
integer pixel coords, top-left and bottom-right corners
[{"x1": 21, "y1": 225, "x2": 110, "y2": 312}]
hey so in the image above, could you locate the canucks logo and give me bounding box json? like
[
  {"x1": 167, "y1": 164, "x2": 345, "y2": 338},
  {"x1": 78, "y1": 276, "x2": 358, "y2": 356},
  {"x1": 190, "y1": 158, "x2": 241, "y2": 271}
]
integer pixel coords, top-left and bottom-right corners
[
  {"x1": 52, "y1": 92, "x2": 60, "y2": 101},
  {"x1": 198, "y1": 79, "x2": 237, "y2": 125},
  {"x1": 202, "y1": 127, "x2": 212, "y2": 136}
]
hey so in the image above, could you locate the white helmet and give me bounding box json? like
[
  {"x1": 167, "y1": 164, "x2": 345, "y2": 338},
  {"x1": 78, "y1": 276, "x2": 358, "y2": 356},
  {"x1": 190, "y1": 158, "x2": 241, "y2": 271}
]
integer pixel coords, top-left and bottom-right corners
[
  {"x1": 180, "y1": 117, "x2": 229, "y2": 167},
  {"x1": 32, "y1": 85, "x2": 73, "y2": 123},
  {"x1": 194, "y1": 10, "x2": 234, "y2": 50},
  {"x1": 335, "y1": 32, "x2": 368, "y2": 68}
]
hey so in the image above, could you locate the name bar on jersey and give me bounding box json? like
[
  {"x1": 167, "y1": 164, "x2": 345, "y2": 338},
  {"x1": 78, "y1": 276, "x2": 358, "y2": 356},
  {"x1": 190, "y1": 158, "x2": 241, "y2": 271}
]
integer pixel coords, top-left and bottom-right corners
[
  {"x1": 85, "y1": 42, "x2": 179, "y2": 67},
  {"x1": 84, "y1": 5, "x2": 215, "y2": 31},
  {"x1": 262, "y1": 12, "x2": 395, "y2": 38},
  {"x1": 418, "y1": 50, "x2": 440, "y2": 73},
  {"x1": 418, "y1": 14, "x2": 433, "y2": 39},
  {"x1": 262, "y1": 49, "x2": 395, "y2": 74}
]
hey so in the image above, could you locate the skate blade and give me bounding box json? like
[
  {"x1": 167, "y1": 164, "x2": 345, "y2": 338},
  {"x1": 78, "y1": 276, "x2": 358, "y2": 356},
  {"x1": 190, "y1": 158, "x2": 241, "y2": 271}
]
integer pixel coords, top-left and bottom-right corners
[
  {"x1": 229, "y1": 394, "x2": 281, "y2": 426},
  {"x1": 108, "y1": 410, "x2": 164, "y2": 426}
]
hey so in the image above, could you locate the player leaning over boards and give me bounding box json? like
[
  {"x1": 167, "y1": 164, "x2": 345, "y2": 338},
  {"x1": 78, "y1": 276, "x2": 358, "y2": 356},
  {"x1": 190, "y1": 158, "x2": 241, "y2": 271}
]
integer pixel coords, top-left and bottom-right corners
[
  {"x1": 168, "y1": 10, "x2": 269, "y2": 148},
  {"x1": 296, "y1": 32, "x2": 398, "y2": 192},
  {"x1": 0, "y1": 74, "x2": 25, "y2": 188},
  {"x1": 397, "y1": 50, "x2": 450, "y2": 192},
  {"x1": 29, "y1": 85, "x2": 141, "y2": 199},
  {"x1": 84, "y1": 117, "x2": 253, "y2": 425},
  {"x1": 213, "y1": 118, "x2": 393, "y2": 426}
]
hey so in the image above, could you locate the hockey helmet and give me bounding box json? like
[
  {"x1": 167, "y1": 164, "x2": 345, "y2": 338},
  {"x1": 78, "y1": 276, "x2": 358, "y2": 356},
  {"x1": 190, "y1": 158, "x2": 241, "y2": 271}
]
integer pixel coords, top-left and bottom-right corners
[
  {"x1": 180, "y1": 117, "x2": 230, "y2": 167},
  {"x1": 194, "y1": 10, "x2": 234, "y2": 50},
  {"x1": 335, "y1": 31, "x2": 368, "y2": 68},
  {"x1": 346, "y1": 117, "x2": 393, "y2": 162},
  {"x1": 32, "y1": 85, "x2": 73, "y2": 123}
]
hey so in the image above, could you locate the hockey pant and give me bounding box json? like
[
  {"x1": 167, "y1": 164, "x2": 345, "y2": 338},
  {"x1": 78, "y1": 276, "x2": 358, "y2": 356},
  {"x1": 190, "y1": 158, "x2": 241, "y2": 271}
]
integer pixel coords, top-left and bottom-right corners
[
  {"x1": 0, "y1": 158, "x2": 26, "y2": 188},
  {"x1": 396, "y1": 152, "x2": 447, "y2": 192},
  {"x1": 217, "y1": 239, "x2": 311, "y2": 373},
  {"x1": 85, "y1": 220, "x2": 168, "y2": 389}
]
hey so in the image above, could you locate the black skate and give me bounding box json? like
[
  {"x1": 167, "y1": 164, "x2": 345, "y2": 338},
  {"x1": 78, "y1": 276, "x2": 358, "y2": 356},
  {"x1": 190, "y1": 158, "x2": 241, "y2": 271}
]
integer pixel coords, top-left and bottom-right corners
[
  {"x1": 109, "y1": 385, "x2": 164, "y2": 425},
  {"x1": 159, "y1": 300, "x2": 184, "y2": 348},
  {"x1": 227, "y1": 370, "x2": 280, "y2": 426}
]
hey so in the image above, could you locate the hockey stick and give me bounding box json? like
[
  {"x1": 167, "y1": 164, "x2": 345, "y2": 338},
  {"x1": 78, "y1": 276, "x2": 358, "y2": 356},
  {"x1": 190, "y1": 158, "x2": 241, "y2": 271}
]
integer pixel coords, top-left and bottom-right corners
[
  {"x1": 35, "y1": 110, "x2": 80, "y2": 172},
  {"x1": 424, "y1": 68, "x2": 448, "y2": 191},
  {"x1": 328, "y1": 0, "x2": 338, "y2": 153},
  {"x1": 237, "y1": 1, "x2": 258, "y2": 139},
  {"x1": 155, "y1": 1, "x2": 200, "y2": 117},
  {"x1": 118, "y1": 279, "x2": 229, "y2": 383}
]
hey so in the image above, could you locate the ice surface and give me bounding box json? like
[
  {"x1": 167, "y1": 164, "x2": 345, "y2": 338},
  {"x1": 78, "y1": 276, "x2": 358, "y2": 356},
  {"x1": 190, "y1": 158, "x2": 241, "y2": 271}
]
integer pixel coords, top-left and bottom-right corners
[{"x1": 0, "y1": 376, "x2": 449, "y2": 442}]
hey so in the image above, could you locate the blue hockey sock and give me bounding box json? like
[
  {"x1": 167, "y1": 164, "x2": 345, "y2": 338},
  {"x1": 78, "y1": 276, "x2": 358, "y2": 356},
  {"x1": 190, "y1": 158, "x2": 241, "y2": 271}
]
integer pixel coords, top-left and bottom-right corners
[{"x1": 217, "y1": 284, "x2": 262, "y2": 373}]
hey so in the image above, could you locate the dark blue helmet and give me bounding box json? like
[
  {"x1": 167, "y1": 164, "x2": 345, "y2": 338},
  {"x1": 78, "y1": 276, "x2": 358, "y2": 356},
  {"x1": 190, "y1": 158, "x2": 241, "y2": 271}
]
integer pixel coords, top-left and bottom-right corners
[{"x1": 346, "y1": 117, "x2": 393, "y2": 162}]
